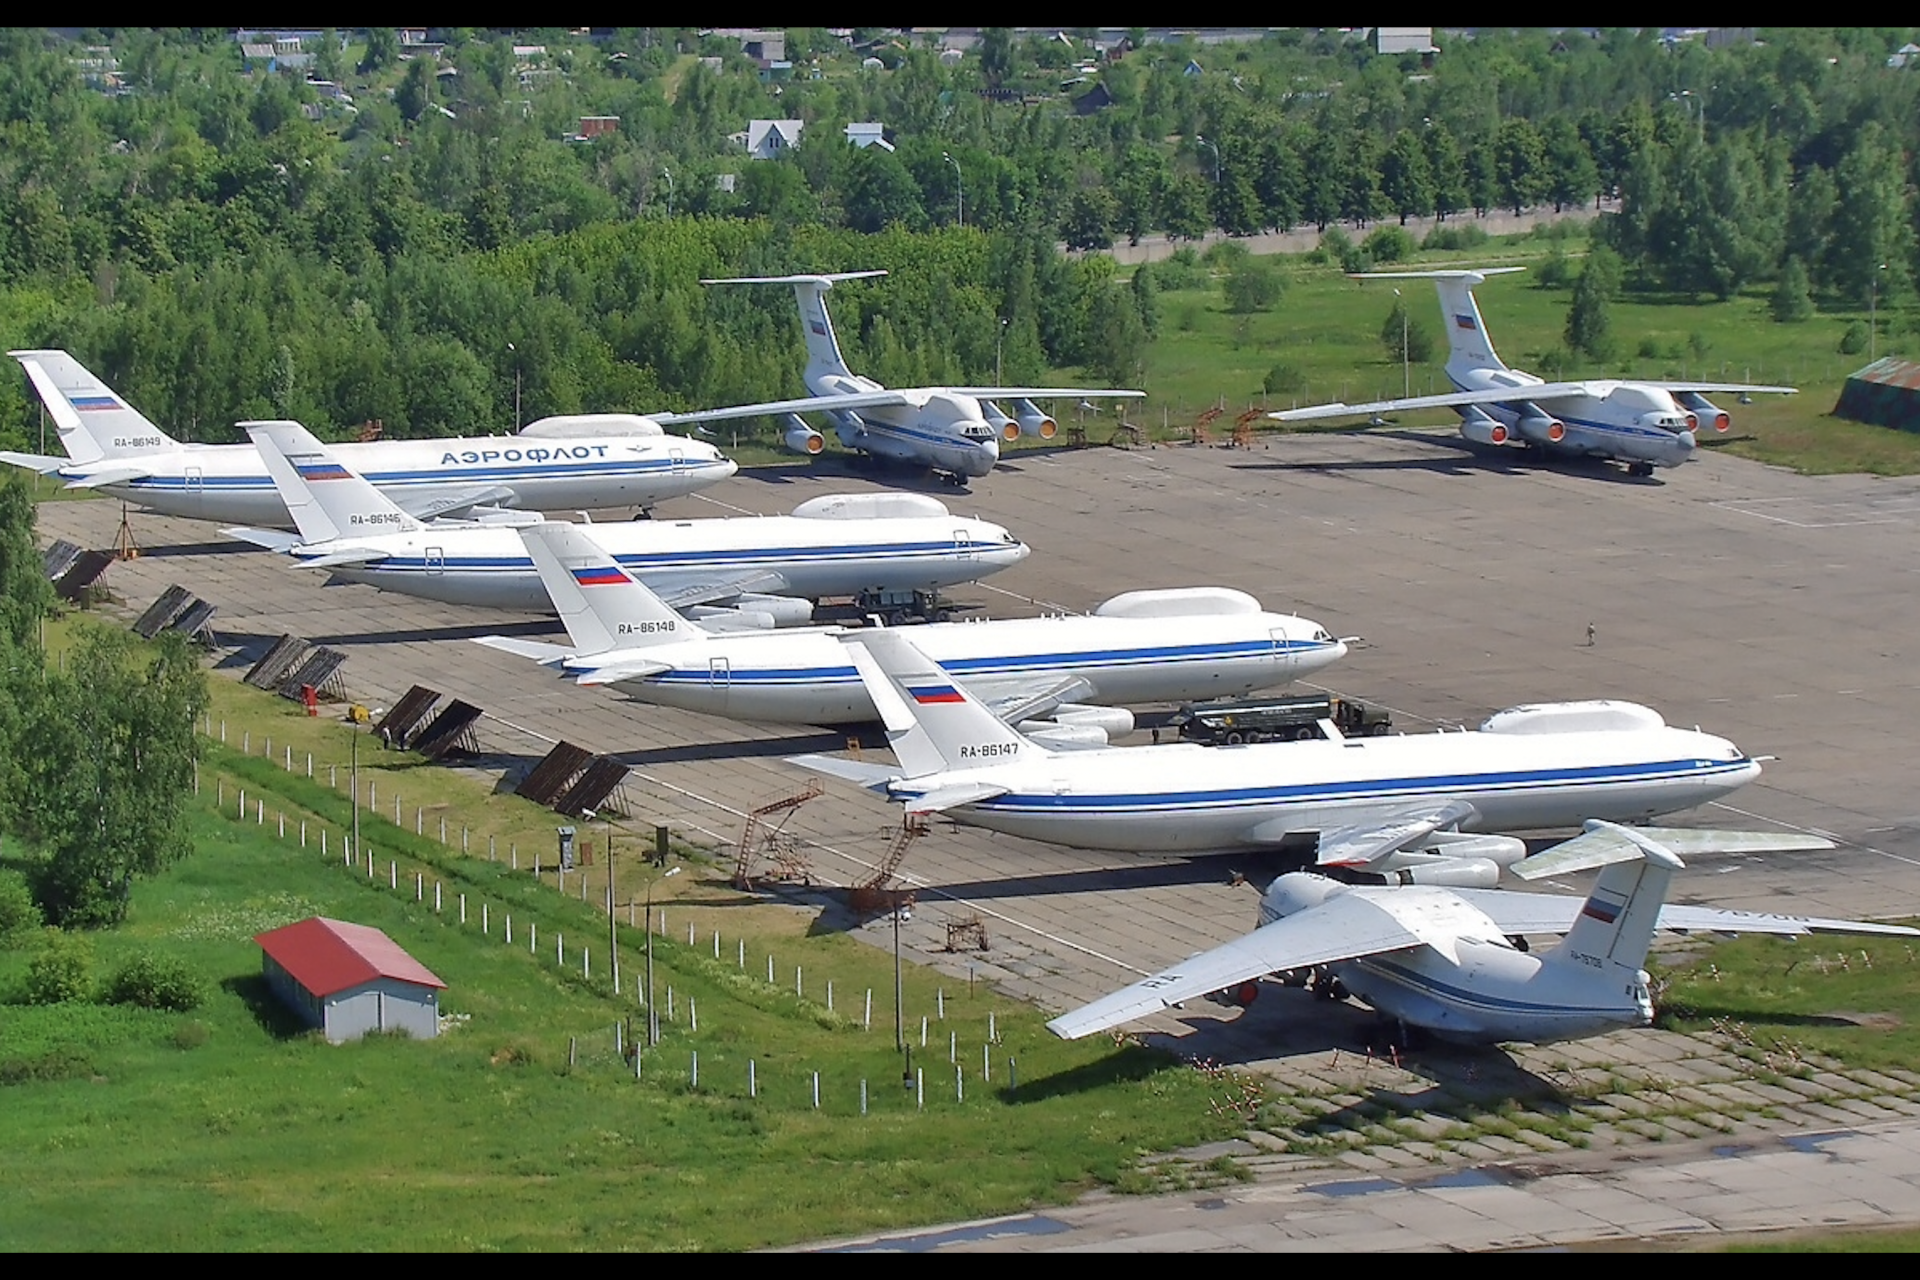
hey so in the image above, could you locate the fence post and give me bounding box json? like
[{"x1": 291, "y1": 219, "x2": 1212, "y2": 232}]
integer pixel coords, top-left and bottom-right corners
[
  {"x1": 827, "y1": 980, "x2": 833, "y2": 1012},
  {"x1": 435, "y1": 882, "x2": 441, "y2": 912},
  {"x1": 865, "y1": 988, "x2": 872, "y2": 1031},
  {"x1": 689, "y1": 997, "x2": 697, "y2": 1034},
  {"x1": 938, "y1": 988, "x2": 945, "y2": 1020},
  {"x1": 917, "y1": 1068, "x2": 924, "y2": 1110},
  {"x1": 812, "y1": 1071, "x2": 820, "y2": 1109},
  {"x1": 861, "y1": 1079, "x2": 868, "y2": 1116},
  {"x1": 749, "y1": 1059, "x2": 756, "y2": 1099},
  {"x1": 483, "y1": 903, "x2": 489, "y2": 934},
  {"x1": 458, "y1": 892, "x2": 464, "y2": 923},
  {"x1": 416, "y1": 872, "x2": 422, "y2": 901},
  {"x1": 691, "y1": 1051, "x2": 698, "y2": 1091}
]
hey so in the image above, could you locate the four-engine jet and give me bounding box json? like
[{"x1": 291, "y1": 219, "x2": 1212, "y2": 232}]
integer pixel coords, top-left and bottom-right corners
[
  {"x1": 227, "y1": 421, "x2": 1028, "y2": 618},
  {"x1": 793, "y1": 630, "x2": 1766, "y2": 887},
  {"x1": 1268, "y1": 269, "x2": 1797, "y2": 477},
  {"x1": 620, "y1": 272, "x2": 1145, "y2": 485},
  {"x1": 1, "y1": 349, "x2": 736, "y2": 524},
  {"x1": 1048, "y1": 821, "x2": 1913, "y2": 1048},
  {"x1": 474, "y1": 519, "x2": 1348, "y2": 736}
]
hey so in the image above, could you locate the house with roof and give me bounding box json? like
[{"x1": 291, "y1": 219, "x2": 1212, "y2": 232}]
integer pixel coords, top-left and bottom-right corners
[
  {"x1": 844, "y1": 122, "x2": 894, "y2": 151},
  {"x1": 255, "y1": 917, "x2": 446, "y2": 1042},
  {"x1": 741, "y1": 119, "x2": 804, "y2": 159}
]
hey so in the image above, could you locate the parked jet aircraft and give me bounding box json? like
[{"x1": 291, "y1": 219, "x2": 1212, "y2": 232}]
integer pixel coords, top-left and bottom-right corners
[
  {"x1": 0, "y1": 350, "x2": 737, "y2": 525},
  {"x1": 1048, "y1": 821, "x2": 1913, "y2": 1048},
  {"x1": 227, "y1": 421, "x2": 1028, "y2": 617},
  {"x1": 1267, "y1": 269, "x2": 1796, "y2": 477},
  {"x1": 584, "y1": 272, "x2": 1144, "y2": 484},
  {"x1": 793, "y1": 631, "x2": 1766, "y2": 886},
  {"x1": 474, "y1": 519, "x2": 1348, "y2": 735}
]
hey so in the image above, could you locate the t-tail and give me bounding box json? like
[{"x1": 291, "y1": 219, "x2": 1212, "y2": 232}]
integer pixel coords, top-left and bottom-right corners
[
  {"x1": 241, "y1": 420, "x2": 423, "y2": 544},
  {"x1": 1548, "y1": 821, "x2": 1684, "y2": 977},
  {"x1": 1347, "y1": 269, "x2": 1524, "y2": 381},
  {"x1": 517, "y1": 521, "x2": 707, "y2": 655},
  {"x1": 840, "y1": 629, "x2": 1048, "y2": 779},
  {"x1": 701, "y1": 271, "x2": 887, "y2": 385},
  {"x1": 10, "y1": 349, "x2": 180, "y2": 464}
]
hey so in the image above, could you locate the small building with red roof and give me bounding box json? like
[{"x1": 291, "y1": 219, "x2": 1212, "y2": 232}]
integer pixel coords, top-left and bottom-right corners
[{"x1": 255, "y1": 917, "x2": 446, "y2": 1043}]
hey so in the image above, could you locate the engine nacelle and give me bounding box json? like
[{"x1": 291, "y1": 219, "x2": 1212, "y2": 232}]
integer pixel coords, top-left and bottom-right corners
[
  {"x1": 1676, "y1": 391, "x2": 1730, "y2": 433},
  {"x1": 1421, "y1": 832, "x2": 1528, "y2": 867},
  {"x1": 781, "y1": 414, "x2": 825, "y2": 456},
  {"x1": 1049, "y1": 704, "x2": 1136, "y2": 737},
  {"x1": 730, "y1": 592, "x2": 816, "y2": 627},
  {"x1": 1389, "y1": 857, "x2": 1502, "y2": 889},
  {"x1": 981, "y1": 399, "x2": 1020, "y2": 444},
  {"x1": 1019, "y1": 722, "x2": 1110, "y2": 749},
  {"x1": 1513, "y1": 403, "x2": 1567, "y2": 445},
  {"x1": 1012, "y1": 398, "x2": 1058, "y2": 440},
  {"x1": 518, "y1": 413, "x2": 666, "y2": 439},
  {"x1": 1458, "y1": 407, "x2": 1510, "y2": 447},
  {"x1": 1204, "y1": 980, "x2": 1262, "y2": 1008},
  {"x1": 792, "y1": 492, "x2": 951, "y2": 520}
]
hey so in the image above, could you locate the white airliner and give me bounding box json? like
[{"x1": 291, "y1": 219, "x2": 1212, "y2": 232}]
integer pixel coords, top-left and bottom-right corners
[
  {"x1": 1268, "y1": 269, "x2": 1797, "y2": 477},
  {"x1": 793, "y1": 630, "x2": 1768, "y2": 887},
  {"x1": 227, "y1": 421, "x2": 1028, "y2": 618},
  {"x1": 1049, "y1": 821, "x2": 1913, "y2": 1048},
  {"x1": 0, "y1": 349, "x2": 737, "y2": 524},
  {"x1": 473, "y1": 519, "x2": 1348, "y2": 735},
  {"x1": 586, "y1": 272, "x2": 1144, "y2": 485}
]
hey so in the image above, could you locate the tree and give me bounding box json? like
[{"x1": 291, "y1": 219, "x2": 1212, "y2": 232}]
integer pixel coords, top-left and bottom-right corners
[
  {"x1": 1493, "y1": 118, "x2": 1546, "y2": 215},
  {"x1": 1380, "y1": 128, "x2": 1434, "y2": 226},
  {"x1": 1222, "y1": 259, "x2": 1283, "y2": 314},
  {"x1": 1379, "y1": 295, "x2": 1434, "y2": 364},
  {"x1": 358, "y1": 27, "x2": 399, "y2": 76},
  {"x1": 1061, "y1": 186, "x2": 1117, "y2": 252},
  {"x1": 1827, "y1": 123, "x2": 1915, "y2": 307},
  {"x1": 1771, "y1": 256, "x2": 1815, "y2": 322},
  {"x1": 395, "y1": 57, "x2": 434, "y2": 122},
  {"x1": 16, "y1": 627, "x2": 208, "y2": 927},
  {"x1": 1565, "y1": 254, "x2": 1617, "y2": 361}
]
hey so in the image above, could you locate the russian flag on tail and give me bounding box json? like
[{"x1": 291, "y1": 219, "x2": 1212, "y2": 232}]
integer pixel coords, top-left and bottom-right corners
[
  {"x1": 906, "y1": 684, "x2": 966, "y2": 705},
  {"x1": 294, "y1": 461, "x2": 353, "y2": 482},
  {"x1": 1579, "y1": 889, "x2": 1626, "y2": 925},
  {"x1": 1454, "y1": 313, "x2": 1478, "y2": 331},
  {"x1": 72, "y1": 395, "x2": 124, "y2": 412},
  {"x1": 570, "y1": 565, "x2": 629, "y2": 587}
]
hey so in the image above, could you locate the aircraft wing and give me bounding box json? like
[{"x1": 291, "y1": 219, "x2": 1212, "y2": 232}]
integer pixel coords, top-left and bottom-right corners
[
  {"x1": 784, "y1": 752, "x2": 902, "y2": 791},
  {"x1": 1268, "y1": 383, "x2": 1616, "y2": 423},
  {"x1": 975, "y1": 675, "x2": 1097, "y2": 725},
  {"x1": 943, "y1": 387, "x2": 1146, "y2": 400},
  {"x1": 1513, "y1": 825, "x2": 1835, "y2": 880},
  {"x1": 649, "y1": 391, "x2": 915, "y2": 426},
  {"x1": 1451, "y1": 888, "x2": 1920, "y2": 941},
  {"x1": 395, "y1": 485, "x2": 518, "y2": 522},
  {"x1": 470, "y1": 636, "x2": 576, "y2": 666},
  {"x1": 651, "y1": 571, "x2": 790, "y2": 610},
  {"x1": 0, "y1": 450, "x2": 72, "y2": 475},
  {"x1": 1047, "y1": 892, "x2": 1423, "y2": 1039},
  {"x1": 1306, "y1": 799, "x2": 1481, "y2": 868},
  {"x1": 1649, "y1": 382, "x2": 1798, "y2": 395}
]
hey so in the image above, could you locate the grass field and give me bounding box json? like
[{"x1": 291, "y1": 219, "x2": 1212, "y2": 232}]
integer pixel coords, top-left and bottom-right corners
[{"x1": 0, "y1": 633, "x2": 1247, "y2": 1251}]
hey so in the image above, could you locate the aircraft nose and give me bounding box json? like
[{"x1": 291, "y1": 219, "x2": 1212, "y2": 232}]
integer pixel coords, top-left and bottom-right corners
[{"x1": 1674, "y1": 429, "x2": 1697, "y2": 454}]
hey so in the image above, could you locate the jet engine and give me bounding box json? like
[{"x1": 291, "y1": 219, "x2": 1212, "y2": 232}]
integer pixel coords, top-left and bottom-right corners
[
  {"x1": 1050, "y1": 704, "x2": 1136, "y2": 737},
  {"x1": 1457, "y1": 407, "x2": 1510, "y2": 447},
  {"x1": 1513, "y1": 403, "x2": 1567, "y2": 445},
  {"x1": 1676, "y1": 391, "x2": 1730, "y2": 433},
  {"x1": 1204, "y1": 981, "x2": 1262, "y2": 1008},
  {"x1": 1012, "y1": 398, "x2": 1058, "y2": 440},
  {"x1": 981, "y1": 400, "x2": 1020, "y2": 443},
  {"x1": 1389, "y1": 858, "x2": 1502, "y2": 889},
  {"x1": 781, "y1": 414, "x2": 825, "y2": 456}
]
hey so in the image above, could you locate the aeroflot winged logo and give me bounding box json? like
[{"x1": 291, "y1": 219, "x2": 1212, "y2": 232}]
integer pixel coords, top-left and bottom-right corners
[
  {"x1": 570, "y1": 565, "x2": 630, "y2": 587},
  {"x1": 906, "y1": 684, "x2": 966, "y2": 705},
  {"x1": 72, "y1": 395, "x2": 125, "y2": 412}
]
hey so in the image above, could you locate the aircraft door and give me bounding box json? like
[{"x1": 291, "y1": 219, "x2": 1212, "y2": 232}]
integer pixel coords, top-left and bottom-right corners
[
  {"x1": 425, "y1": 546, "x2": 445, "y2": 575},
  {"x1": 953, "y1": 529, "x2": 974, "y2": 560},
  {"x1": 1270, "y1": 628, "x2": 1298, "y2": 679},
  {"x1": 184, "y1": 467, "x2": 204, "y2": 516},
  {"x1": 707, "y1": 657, "x2": 731, "y2": 712},
  {"x1": 669, "y1": 447, "x2": 687, "y2": 473}
]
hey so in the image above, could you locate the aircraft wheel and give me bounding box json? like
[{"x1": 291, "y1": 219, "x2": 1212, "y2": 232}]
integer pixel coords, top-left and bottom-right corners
[
  {"x1": 631, "y1": 508, "x2": 653, "y2": 521},
  {"x1": 1628, "y1": 461, "x2": 1655, "y2": 478}
]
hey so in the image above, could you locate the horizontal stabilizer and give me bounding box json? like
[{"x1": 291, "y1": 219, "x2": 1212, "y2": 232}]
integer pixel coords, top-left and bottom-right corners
[
  {"x1": 784, "y1": 752, "x2": 901, "y2": 791},
  {"x1": 221, "y1": 526, "x2": 303, "y2": 552},
  {"x1": 1452, "y1": 886, "x2": 1920, "y2": 941},
  {"x1": 700, "y1": 271, "x2": 889, "y2": 286},
  {"x1": 293, "y1": 547, "x2": 392, "y2": 570},
  {"x1": 0, "y1": 450, "x2": 72, "y2": 474},
  {"x1": 902, "y1": 781, "x2": 1010, "y2": 814},
  {"x1": 66, "y1": 465, "x2": 153, "y2": 488},
  {"x1": 470, "y1": 636, "x2": 577, "y2": 666},
  {"x1": 1513, "y1": 824, "x2": 1836, "y2": 880},
  {"x1": 572, "y1": 659, "x2": 673, "y2": 686}
]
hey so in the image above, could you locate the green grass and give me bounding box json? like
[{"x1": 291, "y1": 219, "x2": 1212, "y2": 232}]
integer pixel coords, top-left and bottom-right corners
[
  {"x1": 0, "y1": 719, "x2": 1243, "y2": 1250},
  {"x1": 1655, "y1": 935, "x2": 1920, "y2": 1076}
]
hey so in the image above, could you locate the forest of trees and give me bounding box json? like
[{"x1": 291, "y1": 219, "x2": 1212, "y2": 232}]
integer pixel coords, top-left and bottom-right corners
[{"x1": 0, "y1": 27, "x2": 1915, "y2": 451}]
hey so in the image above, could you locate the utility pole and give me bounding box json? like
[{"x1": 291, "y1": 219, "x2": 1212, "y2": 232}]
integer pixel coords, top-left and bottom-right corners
[
  {"x1": 349, "y1": 724, "x2": 360, "y2": 861},
  {"x1": 645, "y1": 865, "x2": 680, "y2": 1045},
  {"x1": 943, "y1": 152, "x2": 963, "y2": 228},
  {"x1": 892, "y1": 901, "x2": 905, "y2": 1053},
  {"x1": 1395, "y1": 288, "x2": 1409, "y2": 398},
  {"x1": 606, "y1": 822, "x2": 618, "y2": 996}
]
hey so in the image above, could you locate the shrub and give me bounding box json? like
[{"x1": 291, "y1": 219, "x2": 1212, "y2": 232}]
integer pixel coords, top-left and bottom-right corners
[
  {"x1": 1222, "y1": 260, "x2": 1284, "y2": 313},
  {"x1": 0, "y1": 1048, "x2": 94, "y2": 1085},
  {"x1": 1838, "y1": 322, "x2": 1867, "y2": 355},
  {"x1": 24, "y1": 931, "x2": 93, "y2": 1005},
  {"x1": 1264, "y1": 363, "x2": 1306, "y2": 395},
  {"x1": 1361, "y1": 225, "x2": 1415, "y2": 264},
  {"x1": 0, "y1": 870, "x2": 39, "y2": 944},
  {"x1": 1154, "y1": 247, "x2": 1210, "y2": 291},
  {"x1": 107, "y1": 950, "x2": 203, "y2": 1011},
  {"x1": 1422, "y1": 222, "x2": 1489, "y2": 251},
  {"x1": 1535, "y1": 247, "x2": 1573, "y2": 289},
  {"x1": 1202, "y1": 238, "x2": 1249, "y2": 268},
  {"x1": 1636, "y1": 336, "x2": 1662, "y2": 359},
  {"x1": 171, "y1": 1020, "x2": 210, "y2": 1050}
]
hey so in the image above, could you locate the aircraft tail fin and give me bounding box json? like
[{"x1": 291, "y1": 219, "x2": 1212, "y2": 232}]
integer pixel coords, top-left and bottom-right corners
[
  {"x1": 11, "y1": 349, "x2": 179, "y2": 464},
  {"x1": 241, "y1": 420, "x2": 423, "y2": 545},
  {"x1": 1347, "y1": 270, "x2": 1522, "y2": 376},
  {"x1": 1549, "y1": 821, "x2": 1683, "y2": 974},
  {"x1": 516, "y1": 521, "x2": 706, "y2": 655},
  {"x1": 840, "y1": 628, "x2": 1048, "y2": 779},
  {"x1": 701, "y1": 271, "x2": 886, "y2": 383}
]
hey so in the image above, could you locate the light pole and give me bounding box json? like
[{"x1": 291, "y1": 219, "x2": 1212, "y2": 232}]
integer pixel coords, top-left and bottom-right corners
[
  {"x1": 1870, "y1": 262, "x2": 1887, "y2": 363},
  {"x1": 506, "y1": 342, "x2": 520, "y2": 431},
  {"x1": 661, "y1": 167, "x2": 673, "y2": 218},
  {"x1": 605, "y1": 820, "x2": 617, "y2": 997},
  {"x1": 1196, "y1": 134, "x2": 1220, "y2": 184},
  {"x1": 1671, "y1": 90, "x2": 1704, "y2": 142},
  {"x1": 943, "y1": 151, "x2": 963, "y2": 228},
  {"x1": 892, "y1": 896, "x2": 905, "y2": 1053},
  {"x1": 645, "y1": 865, "x2": 680, "y2": 1045},
  {"x1": 995, "y1": 317, "x2": 1008, "y2": 386},
  {"x1": 349, "y1": 722, "x2": 360, "y2": 861},
  {"x1": 1394, "y1": 288, "x2": 1409, "y2": 398}
]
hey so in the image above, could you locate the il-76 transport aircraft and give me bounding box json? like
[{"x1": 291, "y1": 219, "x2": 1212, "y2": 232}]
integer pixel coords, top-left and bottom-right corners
[
  {"x1": 604, "y1": 272, "x2": 1145, "y2": 485},
  {"x1": 1268, "y1": 269, "x2": 1796, "y2": 477},
  {"x1": 474, "y1": 519, "x2": 1347, "y2": 737},
  {"x1": 793, "y1": 630, "x2": 1769, "y2": 887},
  {"x1": 227, "y1": 421, "x2": 1028, "y2": 619},
  {"x1": 1, "y1": 350, "x2": 736, "y2": 524},
  {"x1": 1048, "y1": 822, "x2": 1909, "y2": 1048}
]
